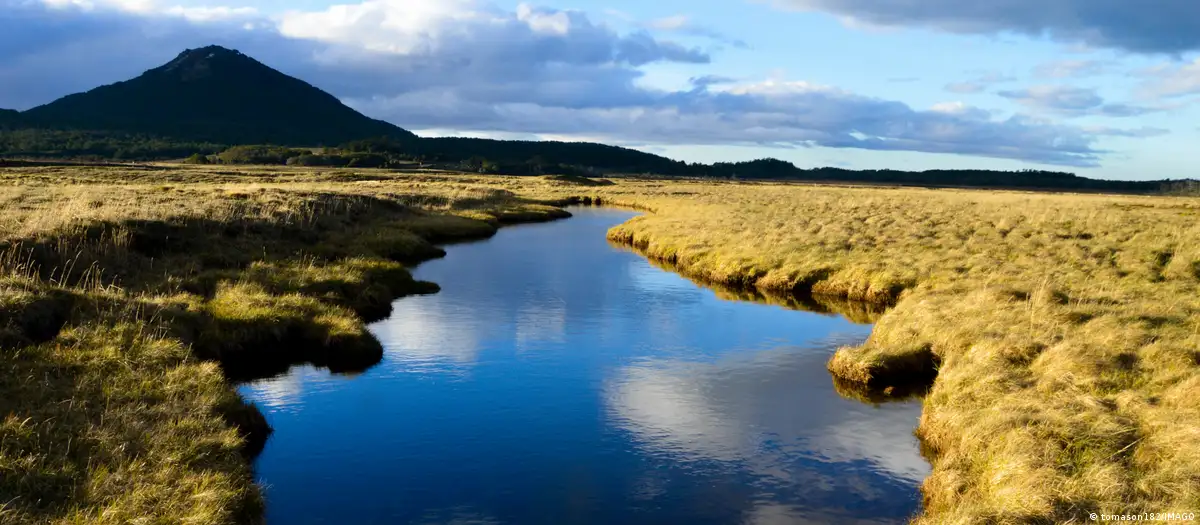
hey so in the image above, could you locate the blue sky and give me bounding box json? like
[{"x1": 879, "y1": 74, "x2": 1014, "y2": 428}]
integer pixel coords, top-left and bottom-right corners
[{"x1": 3, "y1": 0, "x2": 1200, "y2": 180}]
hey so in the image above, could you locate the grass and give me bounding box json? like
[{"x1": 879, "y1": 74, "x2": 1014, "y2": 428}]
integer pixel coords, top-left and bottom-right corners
[
  {"x1": 1, "y1": 164, "x2": 1197, "y2": 523},
  {"x1": 0, "y1": 164, "x2": 571, "y2": 524},
  {"x1": 581, "y1": 180, "x2": 1200, "y2": 524}
]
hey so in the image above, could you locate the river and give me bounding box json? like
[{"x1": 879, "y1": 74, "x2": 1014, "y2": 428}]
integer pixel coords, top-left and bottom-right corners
[{"x1": 239, "y1": 207, "x2": 928, "y2": 524}]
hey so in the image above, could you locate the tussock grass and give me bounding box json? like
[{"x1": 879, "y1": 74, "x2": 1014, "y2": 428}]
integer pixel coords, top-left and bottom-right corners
[
  {"x1": 4, "y1": 164, "x2": 1198, "y2": 523},
  {"x1": 568, "y1": 180, "x2": 1200, "y2": 523},
  {"x1": 0, "y1": 164, "x2": 571, "y2": 524}
]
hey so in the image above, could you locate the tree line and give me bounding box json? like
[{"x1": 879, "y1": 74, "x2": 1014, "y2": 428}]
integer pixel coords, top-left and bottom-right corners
[{"x1": 1, "y1": 128, "x2": 1195, "y2": 194}]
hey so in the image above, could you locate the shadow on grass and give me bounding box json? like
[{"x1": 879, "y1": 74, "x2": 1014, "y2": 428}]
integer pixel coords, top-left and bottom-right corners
[{"x1": 0, "y1": 320, "x2": 266, "y2": 524}]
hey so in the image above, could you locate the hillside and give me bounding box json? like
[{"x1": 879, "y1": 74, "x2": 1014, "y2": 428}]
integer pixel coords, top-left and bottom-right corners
[
  {"x1": 19, "y1": 46, "x2": 415, "y2": 146},
  {"x1": 416, "y1": 137, "x2": 691, "y2": 175},
  {"x1": 0, "y1": 109, "x2": 22, "y2": 127}
]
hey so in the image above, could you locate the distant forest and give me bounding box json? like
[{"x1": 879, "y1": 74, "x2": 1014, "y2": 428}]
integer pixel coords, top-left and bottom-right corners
[{"x1": 1, "y1": 128, "x2": 1196, "y2": 195}]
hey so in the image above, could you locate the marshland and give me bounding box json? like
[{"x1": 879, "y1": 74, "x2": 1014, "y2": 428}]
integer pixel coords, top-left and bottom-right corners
[{"x1": 0, "y1": 163, "x2": 1197, "y2": 524}]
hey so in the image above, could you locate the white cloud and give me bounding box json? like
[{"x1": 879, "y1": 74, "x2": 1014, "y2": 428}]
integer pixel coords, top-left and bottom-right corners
[
  {"x1": 1136, "y1": 58, "x2": 1200, "y2": 99},
  {"x1": 1033, "y1": 59, "x2": 1109, "y2": 79},
  {"x1": 369, "y1": 294, "x2": 486, "y2": 368},
  {"x1": 604, "y1": 343, "x2": 930, "y2": 485},
  {"x1": 276, "y1": 0, "x2": 707, "y2": 65},
  {"x1": 648, "y1": 14, "x2": 689, "y2": 31}
]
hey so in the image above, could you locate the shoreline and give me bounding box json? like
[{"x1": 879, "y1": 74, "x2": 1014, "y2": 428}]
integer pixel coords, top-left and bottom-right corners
[
  {"x1": 0, "y1": 171, "x2": 578, "y2": 524},
  {"x1": 559, "y1": 183, "x2": 1200, "y2": 524},
  {"x1": 227, "y1": 202, "x2": 577, "y2": 467}
]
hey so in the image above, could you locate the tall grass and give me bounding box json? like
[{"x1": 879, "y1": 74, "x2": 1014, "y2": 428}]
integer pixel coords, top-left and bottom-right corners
[
  {"x1": 582, "y1": 180, "x2": 1200, "y2": 524},
  {"x1": 0, "y1": 164, "x2": 571, "y2": 524}
]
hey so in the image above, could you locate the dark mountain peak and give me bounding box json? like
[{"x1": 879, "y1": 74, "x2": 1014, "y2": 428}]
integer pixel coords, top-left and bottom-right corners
[
  {"x1": 21, "y1": 46, "x2": 416, "y2": 145},
  {"x1": 152, "y1": 45, "x2": 259, "y2": 81},
  {"x1": 0, "y1": 108, "x2": 21, "y2": 129}
]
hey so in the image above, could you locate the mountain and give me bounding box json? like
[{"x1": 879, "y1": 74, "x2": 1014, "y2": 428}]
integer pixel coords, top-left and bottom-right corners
[
  {"x1": 0, "y1": 109, "x2": 22, "y2": 128},
  {"x1": 20, "y1": 46, "x2": 415, "y2": 146}
]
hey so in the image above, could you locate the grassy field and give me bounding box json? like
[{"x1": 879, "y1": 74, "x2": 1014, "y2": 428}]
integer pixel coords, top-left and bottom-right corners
[
  {"x1": 0, "y1": 165, "x2": 574, "y2": 524},
  {"x1": 1, "y1": 164, "x2": 1197, "y2": 524},
  {"x1": 592, "y1": 180, "x2": 1200, "y2": 524}
]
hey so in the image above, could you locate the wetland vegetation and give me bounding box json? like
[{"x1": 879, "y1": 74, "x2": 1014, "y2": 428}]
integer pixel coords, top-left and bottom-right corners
[{"x1": 0, "y1": 162, "x2": 1197, "y2": 524}]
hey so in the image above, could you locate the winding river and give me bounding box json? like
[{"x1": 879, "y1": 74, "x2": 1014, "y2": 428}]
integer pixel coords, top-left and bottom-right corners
[{"x1": 239, "y1": 207, "x2": 928, "y2": 524}]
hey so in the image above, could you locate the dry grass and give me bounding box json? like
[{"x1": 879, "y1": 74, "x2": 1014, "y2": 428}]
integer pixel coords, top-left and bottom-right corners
[
  {"x1": 3, "y1": 164, "x2": 1198, "y2": 523},
  {"x1": 0, "y1": 164, "x2": 571, "y2": 524},
  {"x1": 579, "y1": 179, "x2": 1200, "y2": 524}
]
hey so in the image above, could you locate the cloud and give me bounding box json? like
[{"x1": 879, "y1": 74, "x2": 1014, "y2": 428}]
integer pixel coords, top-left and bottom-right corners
[
  {"x1": 277, "y1": 1, "x2": 710, "y2": 67},
  {"x1": 0, "y1": 0, "x2": 1161, "y2": 167},
  {"x1": 1135, "y1": 58, "x2": 1200, "y2": 99},
  {"x1": 944, "y1": 82, "x2": 984, "y2": 94},
  {"x1": 771, "y1": 0, "x2": 1200, "y2": 53},
  {"x1": 604, "y1": 10, "x2": 749, "y2": 49},
  {"x1": 351, "y1": 79, "x2": 1114, "y2": 166},
  {"x1": 604, "y1": 341, "x2": 930, "y2": 486},
  {"x1": 1033, "y1": 59, "x2": 1109, "y2": 79},
  {"x1": 688, "y1": 74, "x2": 738, "y2": 89},
  {"x1": 647, "y1": 14, "x2": 750, "y2": 49},
  {"x1": 1081, "y1": 126, "x2": 1170, "y2": 138},
  {"x1": 997, "y1": 85, "x2": 1161, "y2": 118},
  {"x1": 943, "y1": 71, "x2": 1015, "y2": 94}
]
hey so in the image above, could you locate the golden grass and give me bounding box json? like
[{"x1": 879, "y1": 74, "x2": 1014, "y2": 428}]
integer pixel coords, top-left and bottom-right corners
[
  {"x1": 2, "y1": 164, "x2": 1198, "y2": 523},
  {"x1": 0, "y1": 164, "x2": 572, "y2": 524},
  {"x1": 579, "y1": 180, "x2": 1200, "y2": 523}
]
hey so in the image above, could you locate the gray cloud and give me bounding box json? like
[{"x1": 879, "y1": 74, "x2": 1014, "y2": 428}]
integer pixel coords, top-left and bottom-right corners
[
  {"x1": 1082, "y1": 126, "x2": 1170, "y2": 138},
  {"x1": 997, "y1": 85, "x2": 1160, "y2": 118},
  {"x1": 688, "y1": 75, "x2": 738, "y2": 89},
  {"x1": 0, "y1": 0, "x2": 1159, "y2": 168},
  {"x1": 943, "y1": 71, "x2": 1015, "y2": 94},
  {"x1": 944, "y1": 82, "x2": 984, "y2": 94},
  {"x1": 773, "y1": 0, "x2": 1200, "y2": 53},
  {"x1": 647, "y1": 15, "x2": 751, "y2": 49},
  {"x1": 1033, "y1": 59, "x2": 1109, "y2": 79}
]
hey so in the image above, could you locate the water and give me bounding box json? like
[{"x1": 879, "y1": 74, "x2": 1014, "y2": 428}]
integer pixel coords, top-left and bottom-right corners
[{"x1": 239, "y1": 207, "x2": 928, "y2": 525}]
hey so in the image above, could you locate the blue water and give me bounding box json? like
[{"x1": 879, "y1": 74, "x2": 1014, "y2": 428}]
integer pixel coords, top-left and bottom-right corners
[{"x1": 239, "y1": 207, "x2": 927, "y2": 524}]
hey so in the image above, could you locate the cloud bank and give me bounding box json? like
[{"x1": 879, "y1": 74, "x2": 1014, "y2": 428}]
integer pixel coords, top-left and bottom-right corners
[
  {"x1": 0, "y1": 0, "x2": 1163, "y2": 167},
  {"x1": 997, "y1": 85, "x2": 1160, "y2": 118},
  {"x1": 773, "y1": 0, "x2": 1200, "y2": 53}
]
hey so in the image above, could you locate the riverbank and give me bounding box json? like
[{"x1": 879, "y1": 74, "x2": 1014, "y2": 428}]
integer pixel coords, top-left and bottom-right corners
[
  {"x1": 3, "y1": 165, "x2": 1197, "y2": 523},
  {"x1": 566, "y1": 181, "x2": 1200, "y2": 523},
  {"x1": 0, "y1": 165, "x2": 571, "y2": 524}
]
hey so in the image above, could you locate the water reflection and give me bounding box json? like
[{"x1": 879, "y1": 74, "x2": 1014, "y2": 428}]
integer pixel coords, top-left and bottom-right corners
[
  {"x1": 240, "y1": 207, "x2": 926, "y2": 525},
  {"x1": 607, "y1": 340, "x2": 929, "y2": 483}
]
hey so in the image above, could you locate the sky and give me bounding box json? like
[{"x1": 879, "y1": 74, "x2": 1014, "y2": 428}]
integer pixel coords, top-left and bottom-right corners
[{"x1": 3, "y1": 0, "x2": 1200, "y2": 180}]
